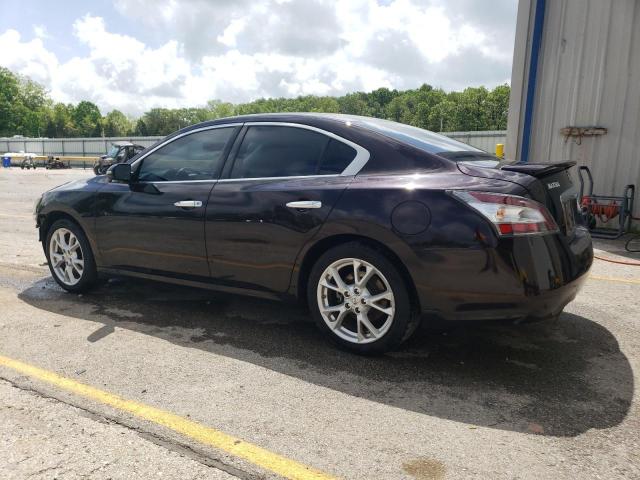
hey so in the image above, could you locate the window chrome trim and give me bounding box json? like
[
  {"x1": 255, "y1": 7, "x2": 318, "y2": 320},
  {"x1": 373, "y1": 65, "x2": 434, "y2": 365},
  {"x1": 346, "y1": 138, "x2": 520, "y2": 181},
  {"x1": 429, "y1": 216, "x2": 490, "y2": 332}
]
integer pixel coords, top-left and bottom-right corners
[
  {"x1": 129, "y1": 120, "x2": 370, "y2": 183},
  {"x1": 216, "y1": 174, "x2": 341, "y2": 183},
  {"x1": 130, "y1": 123, "x2": 243, "y2": 171},
  {"x1": 138, "y1": 179, "x2": 219, "y2": 184},
  {"x1": 240, "y1": 121, "x2": 370, "y2": 178}
]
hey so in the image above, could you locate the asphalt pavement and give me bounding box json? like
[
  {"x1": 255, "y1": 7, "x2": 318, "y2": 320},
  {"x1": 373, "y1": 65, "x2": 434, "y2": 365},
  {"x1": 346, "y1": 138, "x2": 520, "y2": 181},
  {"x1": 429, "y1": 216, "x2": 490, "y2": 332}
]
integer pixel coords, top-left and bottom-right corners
[{"x1": 0, "y1": 168, "x2": 638, "y2": 479}]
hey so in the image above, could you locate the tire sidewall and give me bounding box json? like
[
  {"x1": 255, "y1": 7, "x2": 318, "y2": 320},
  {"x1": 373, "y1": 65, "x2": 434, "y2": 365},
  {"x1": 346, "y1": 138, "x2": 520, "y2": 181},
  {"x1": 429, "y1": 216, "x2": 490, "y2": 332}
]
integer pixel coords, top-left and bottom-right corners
[
  {"x1": 307, "y1": 242, "x2": 414, "y2": 355},
  {"x1": 45, "y1": 219, "x2": 97, "y2": 292}
]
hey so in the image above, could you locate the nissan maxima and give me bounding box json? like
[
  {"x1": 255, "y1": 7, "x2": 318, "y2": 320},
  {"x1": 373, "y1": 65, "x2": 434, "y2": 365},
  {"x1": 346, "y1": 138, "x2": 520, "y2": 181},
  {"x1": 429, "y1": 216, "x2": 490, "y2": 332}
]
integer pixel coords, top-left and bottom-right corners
[{"x1": 35, "y1": 114, "x2": 593, "y2": 354}]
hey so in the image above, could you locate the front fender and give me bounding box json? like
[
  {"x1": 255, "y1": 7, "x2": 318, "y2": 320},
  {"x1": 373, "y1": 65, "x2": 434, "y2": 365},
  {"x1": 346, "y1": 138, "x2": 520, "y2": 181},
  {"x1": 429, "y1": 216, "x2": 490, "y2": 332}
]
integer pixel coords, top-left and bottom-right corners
[{"x1": 37, "y1": 187, "x2": 101, "y2": 265}]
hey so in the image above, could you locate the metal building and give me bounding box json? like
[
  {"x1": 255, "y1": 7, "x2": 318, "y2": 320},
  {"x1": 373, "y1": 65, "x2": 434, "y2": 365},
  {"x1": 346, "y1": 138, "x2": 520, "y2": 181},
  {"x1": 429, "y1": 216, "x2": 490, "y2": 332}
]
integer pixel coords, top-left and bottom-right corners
[{"x1": 507, "y1": 0, "x2": 640, "y2": 215}]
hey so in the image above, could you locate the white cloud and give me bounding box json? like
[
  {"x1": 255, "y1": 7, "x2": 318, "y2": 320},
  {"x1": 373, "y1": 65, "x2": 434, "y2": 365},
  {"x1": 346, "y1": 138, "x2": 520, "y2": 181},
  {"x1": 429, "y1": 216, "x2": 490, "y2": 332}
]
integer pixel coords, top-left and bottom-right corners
[
  {"x1": 0, "y1": 0, "x2": 517, "y2": 116},
  {"x1": 0, "y1": 30, "x2": 57, "y2": 85},
  {"x1": 32, "y1": 24, "x2": 49, "y2": 40}
]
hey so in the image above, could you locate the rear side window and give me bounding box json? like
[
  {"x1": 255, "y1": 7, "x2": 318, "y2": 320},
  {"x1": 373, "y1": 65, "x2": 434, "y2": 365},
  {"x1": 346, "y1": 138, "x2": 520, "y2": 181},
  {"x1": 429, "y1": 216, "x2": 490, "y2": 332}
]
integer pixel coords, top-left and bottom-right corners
[
  {"x1": 138, "y1": 127, "x2": 234, "y2": 182},
  {"x1": 231, "y1": 126, "x2": 332, "y2": 179},
  {"x1": 318, "y1": 139, "x2": 356, "y2": 175}
]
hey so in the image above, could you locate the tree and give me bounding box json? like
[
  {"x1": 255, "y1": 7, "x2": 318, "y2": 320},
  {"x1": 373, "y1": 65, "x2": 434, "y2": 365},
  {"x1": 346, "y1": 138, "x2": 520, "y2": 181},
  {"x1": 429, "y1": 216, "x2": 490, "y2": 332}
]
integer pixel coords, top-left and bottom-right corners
[
  {"x1": 45, "y1": 103, "x2": 76, "y2": 137},
  {"x1": 0, "y1": 67, "x2": 21, "y2": 136},
  {"x1": 0, "y1": 66, "x2": 512, "y2": 139},
  {"x1": 104, "y1": 110, "x2": 133, "y2": 137},
  {"x1": 337, "y1": 93, "x2": 371, "y2": 116},
  {"x1": 73, "y1": 101, "x2": 103, "y2": 137},
  {"x1": 206, "y1": 100, "x2": 236, "y2": 119},
  {"x1": 486, "y1": 84, "x2": 510, "y2": 130},
  {"x1": 0, "y1": 68, "x2": 52, "y2": 137},
  {"x1": 134, "y1": 118, "x2": 148, "y2": 136}
]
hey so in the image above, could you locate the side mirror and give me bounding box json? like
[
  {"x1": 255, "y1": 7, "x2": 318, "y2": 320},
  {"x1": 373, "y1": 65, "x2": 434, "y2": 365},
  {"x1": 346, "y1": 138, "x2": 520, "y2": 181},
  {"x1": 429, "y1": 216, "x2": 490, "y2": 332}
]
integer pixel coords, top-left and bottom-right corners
[{"x1": 108, "y1": 163, "x2": 132, "y2": 183}]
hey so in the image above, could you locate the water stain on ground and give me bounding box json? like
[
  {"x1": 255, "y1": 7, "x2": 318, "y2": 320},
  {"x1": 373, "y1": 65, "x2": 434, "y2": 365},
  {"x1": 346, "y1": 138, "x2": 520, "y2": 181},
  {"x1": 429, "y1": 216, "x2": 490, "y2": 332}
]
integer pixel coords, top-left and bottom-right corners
[{"x1": 403, "y1": 458, "x2": 446, "y2": 480}]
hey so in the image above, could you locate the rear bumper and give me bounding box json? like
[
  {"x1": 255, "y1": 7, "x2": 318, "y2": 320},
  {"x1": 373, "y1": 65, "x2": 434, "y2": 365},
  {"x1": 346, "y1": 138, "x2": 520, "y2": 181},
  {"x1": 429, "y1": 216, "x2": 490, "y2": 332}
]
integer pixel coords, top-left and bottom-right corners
[{"x1": 411, "y1": 227, "x2": 593, "y2": 322}]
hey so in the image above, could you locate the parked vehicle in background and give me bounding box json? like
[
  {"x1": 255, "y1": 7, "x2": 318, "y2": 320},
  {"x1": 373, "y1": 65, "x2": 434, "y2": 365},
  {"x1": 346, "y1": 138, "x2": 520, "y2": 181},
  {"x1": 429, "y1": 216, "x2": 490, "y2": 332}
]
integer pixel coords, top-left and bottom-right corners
[
  {"x1": 93, "y1": 142, "x2": 145, "y2": 175},
  {"x1": 35, "y1": 113, "x2": 593, "y2": 354},
  {"x1": 45, "y1": 156, "x2": 70, "y2": 170},
  {"x1": 2, "y1": 151, "x2": 38, "y2": 168},
  {"x1": 20, "y1": 157, "x2": 37, "y2": 169}
]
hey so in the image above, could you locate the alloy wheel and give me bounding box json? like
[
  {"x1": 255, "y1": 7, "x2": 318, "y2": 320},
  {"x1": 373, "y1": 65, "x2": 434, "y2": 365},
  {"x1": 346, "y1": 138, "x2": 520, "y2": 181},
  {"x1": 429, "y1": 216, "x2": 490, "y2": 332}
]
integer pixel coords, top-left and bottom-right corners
[
  {"x1": 49, "y1": 228, "x2": 84, "y2": 286},
  {"x1": 317, "y1": 257, "x2": 395, "y2": 344}
]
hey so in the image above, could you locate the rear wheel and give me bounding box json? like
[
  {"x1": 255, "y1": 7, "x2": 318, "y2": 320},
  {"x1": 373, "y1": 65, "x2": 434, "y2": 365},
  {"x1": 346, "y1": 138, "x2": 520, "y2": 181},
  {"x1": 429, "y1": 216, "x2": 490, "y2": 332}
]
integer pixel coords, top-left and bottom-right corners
[
  {"x1": 308, "y1": 242, "x2": 419, "y2": 354},
  {"x1": 45, "y1": 219, "x2": 98, "y2": 292}
]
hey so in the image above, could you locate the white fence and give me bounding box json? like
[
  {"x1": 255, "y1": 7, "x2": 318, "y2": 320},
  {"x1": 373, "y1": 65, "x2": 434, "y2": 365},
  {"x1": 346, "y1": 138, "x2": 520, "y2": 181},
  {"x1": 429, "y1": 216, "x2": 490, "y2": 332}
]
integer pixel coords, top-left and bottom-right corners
[
  {"x1": 0, "y1": 131, "x2": 507, "y2": 160},
  {"x1": 444, "y1": 130, "x2": 506, "y2": 153},
  {"x1": 0, "y1": 137, "x2": 162, "y2": 157}
]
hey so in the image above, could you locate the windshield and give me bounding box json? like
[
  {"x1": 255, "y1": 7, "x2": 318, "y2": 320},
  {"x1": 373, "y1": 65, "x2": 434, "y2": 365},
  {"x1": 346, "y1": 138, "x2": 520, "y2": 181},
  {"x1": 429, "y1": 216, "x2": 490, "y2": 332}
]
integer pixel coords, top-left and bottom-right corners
[{"x1": 107, "y1": 145, "x2": 120, "y2": 158}]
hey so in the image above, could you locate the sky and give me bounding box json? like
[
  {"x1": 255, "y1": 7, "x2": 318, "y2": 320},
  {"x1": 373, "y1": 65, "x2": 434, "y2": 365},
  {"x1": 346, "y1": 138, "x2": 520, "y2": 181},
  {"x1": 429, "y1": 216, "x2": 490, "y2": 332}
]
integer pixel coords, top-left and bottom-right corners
[{"x1": 0, "y1": 0, "x2": 519, "y2": 116}]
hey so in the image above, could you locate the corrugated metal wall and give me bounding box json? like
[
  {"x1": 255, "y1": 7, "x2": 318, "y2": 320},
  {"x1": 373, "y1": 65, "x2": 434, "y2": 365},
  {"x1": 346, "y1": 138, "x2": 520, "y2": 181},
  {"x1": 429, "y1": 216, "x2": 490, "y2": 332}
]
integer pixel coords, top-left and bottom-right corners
[
  {"x1": 443, "y1": 131, "x2": 506, "y2": 153},
  {"x1": 0, "y1": 137, "x2": 163, "y2": 156},
  {"x1": 512, "y1": 0, "x2": 640, "y2": 212},
  {"x1": 1, "y1": 131, "x2": 506, "y2": 157}
]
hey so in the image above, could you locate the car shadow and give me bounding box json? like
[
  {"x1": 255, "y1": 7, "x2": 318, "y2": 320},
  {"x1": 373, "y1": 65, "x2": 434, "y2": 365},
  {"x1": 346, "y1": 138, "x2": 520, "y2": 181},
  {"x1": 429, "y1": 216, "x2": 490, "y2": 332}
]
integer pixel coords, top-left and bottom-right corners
[{"x1": 18, "y1": 275, "x2": 633, "y2": 438}]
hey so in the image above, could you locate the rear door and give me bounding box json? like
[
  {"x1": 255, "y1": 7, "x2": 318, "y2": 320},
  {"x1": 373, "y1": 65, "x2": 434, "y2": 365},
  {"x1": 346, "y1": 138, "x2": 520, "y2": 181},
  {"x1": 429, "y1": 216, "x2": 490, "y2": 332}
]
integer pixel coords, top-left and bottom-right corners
[
  {"x1": 95, "y1": 125, "x2": 238, "y2": 277},
  {"x1": 205, "y1": 123, "x2": 367, "y2": 294}
]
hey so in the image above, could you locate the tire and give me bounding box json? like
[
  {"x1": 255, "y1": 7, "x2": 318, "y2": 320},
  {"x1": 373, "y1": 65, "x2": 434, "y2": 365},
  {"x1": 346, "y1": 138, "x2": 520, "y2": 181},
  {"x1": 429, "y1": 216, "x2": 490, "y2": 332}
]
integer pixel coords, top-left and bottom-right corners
[
  {"x1": 307, "y1": 242, "x2": 420, "y2": 355},
  {"x1": 93, "y1": 165, "x2": 100, "y2": 175},
  {"x1": 45, "y1": 219, "x2": 98, "y2": 293}
]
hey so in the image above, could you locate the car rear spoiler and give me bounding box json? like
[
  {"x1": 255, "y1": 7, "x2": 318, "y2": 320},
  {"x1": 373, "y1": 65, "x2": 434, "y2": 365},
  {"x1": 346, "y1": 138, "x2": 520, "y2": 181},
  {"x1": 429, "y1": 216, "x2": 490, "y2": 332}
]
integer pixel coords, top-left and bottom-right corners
[{"x1": 500, "y1": 161, "x2": 576, "y2": 178}]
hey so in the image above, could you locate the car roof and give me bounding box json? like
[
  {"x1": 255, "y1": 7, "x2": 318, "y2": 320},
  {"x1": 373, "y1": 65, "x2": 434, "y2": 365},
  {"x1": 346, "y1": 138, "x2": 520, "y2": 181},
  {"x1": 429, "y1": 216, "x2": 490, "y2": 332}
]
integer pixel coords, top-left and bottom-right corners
[
  {"x1": 181, "y1": 113, "x2": 481, "y2": 155},
  {"x1": 112, "y1": 141, "x2": 144, "y2": 148}
]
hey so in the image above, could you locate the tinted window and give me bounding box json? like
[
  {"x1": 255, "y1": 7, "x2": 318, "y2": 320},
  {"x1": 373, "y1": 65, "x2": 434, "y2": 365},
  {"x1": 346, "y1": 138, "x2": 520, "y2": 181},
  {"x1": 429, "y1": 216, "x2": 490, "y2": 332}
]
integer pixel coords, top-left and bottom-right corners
[
  {"x1": 138, "y1": 128, "x2": 234, "y2": 182},
  {"x1": 231, "y1": 126, "x2": 329, "y2": 178},
  {"x1": 319, "y1": 139, "x2": 356, "y2": 175}
]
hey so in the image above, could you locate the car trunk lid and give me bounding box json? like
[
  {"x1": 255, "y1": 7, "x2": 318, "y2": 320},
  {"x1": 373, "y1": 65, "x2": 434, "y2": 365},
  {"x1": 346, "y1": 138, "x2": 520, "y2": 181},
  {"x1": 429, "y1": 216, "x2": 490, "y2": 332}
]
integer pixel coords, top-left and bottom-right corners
[{"x1": 451, "y1": 155, "x2": 580, "y2": 236}]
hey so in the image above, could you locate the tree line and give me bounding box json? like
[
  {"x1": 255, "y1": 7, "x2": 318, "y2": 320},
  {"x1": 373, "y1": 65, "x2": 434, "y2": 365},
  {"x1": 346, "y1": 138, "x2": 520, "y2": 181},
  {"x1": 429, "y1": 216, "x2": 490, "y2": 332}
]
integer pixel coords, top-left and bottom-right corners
[{"x1": 0, "y1": 66, "x2": 510, "y2": 138}]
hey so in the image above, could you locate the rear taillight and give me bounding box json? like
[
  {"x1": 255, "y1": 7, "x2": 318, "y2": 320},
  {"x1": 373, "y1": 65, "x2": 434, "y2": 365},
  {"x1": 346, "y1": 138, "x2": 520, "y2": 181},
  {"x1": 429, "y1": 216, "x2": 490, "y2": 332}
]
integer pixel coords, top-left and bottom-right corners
[{"x1": 450, "y1": 191, "x2": 559, "y2": 236}]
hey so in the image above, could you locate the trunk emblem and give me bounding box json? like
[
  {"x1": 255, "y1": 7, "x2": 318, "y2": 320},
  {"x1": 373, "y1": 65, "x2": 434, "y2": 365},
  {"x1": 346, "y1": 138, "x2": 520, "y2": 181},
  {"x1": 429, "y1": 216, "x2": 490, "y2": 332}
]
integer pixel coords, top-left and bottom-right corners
[{"x1": 547, "y1": 181, "x2": 561, "y2": 189}]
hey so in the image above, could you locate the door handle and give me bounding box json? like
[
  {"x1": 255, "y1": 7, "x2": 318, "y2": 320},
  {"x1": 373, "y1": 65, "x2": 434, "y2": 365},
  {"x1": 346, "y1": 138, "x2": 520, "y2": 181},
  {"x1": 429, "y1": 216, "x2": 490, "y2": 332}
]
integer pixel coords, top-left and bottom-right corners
[
  {"x1": 174, "y1": 200, "x2": 203, "y2": 208},
  {"x1": 286, "y1": 200, "x2": 322, "y2": 209}
]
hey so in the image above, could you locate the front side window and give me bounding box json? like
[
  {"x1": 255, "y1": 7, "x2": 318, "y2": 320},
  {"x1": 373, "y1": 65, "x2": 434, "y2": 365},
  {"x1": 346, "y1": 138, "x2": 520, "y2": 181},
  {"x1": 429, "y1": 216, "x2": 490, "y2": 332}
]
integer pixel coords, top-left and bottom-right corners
[
  {"x1": 230, "y1": 126, "x2": 358, "y2": 179},
  {"x1": 107, "y1": 145, "x2": 120, "y2": 158},
  {"x1": 137, "y1": 128, "x2": 234, "y2": 182}
]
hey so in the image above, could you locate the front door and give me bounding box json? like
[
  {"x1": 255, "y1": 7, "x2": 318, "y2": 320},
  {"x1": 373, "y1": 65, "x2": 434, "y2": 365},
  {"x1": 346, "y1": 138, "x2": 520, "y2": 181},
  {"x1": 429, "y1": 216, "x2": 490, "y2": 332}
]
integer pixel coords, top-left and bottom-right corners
[
  {"x1": 205, "y1": 124, "x2": 363, "y2": 293},
  {"x1": 95, "y1": 125, "x2": 238, "y2": 278}
]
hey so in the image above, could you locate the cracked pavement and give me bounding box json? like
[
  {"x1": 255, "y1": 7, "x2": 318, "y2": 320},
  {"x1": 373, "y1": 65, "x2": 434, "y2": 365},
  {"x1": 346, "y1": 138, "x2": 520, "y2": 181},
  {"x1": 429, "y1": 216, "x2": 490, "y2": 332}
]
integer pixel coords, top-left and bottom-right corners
[{"x1": 0, "y1": 379, "x2": 236, "y2": 479}]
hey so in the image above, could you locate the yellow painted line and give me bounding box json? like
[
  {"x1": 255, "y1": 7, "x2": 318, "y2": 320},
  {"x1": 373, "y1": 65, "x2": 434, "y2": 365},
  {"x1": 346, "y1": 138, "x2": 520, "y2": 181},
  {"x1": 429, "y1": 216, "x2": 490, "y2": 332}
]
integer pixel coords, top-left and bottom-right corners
[
  {"x1": 589, "y1": 275, "x2": 640, "y2": 285},
  {"x1": 0, "y1": 354, "x2": 336, "y2": 480}
]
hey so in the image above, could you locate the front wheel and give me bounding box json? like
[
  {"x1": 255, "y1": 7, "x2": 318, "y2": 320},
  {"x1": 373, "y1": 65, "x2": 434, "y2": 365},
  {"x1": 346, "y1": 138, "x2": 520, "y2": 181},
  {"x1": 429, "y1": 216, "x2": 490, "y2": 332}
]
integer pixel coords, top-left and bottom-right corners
[
  {"x1": 45, "y1": 219, "x2": 98, "y2": 292},
  {"x1": 308, "y1": 242, "x2": 419, "y2": 354}
]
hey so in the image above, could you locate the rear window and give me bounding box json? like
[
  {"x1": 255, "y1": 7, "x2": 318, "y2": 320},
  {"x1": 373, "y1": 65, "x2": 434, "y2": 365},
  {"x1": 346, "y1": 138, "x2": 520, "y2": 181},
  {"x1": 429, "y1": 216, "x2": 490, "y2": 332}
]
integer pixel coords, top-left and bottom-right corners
[
  {"x1": 353, "y1": 117, "x2": 484, "y2": 154},
  {"x1": 437, "y1": 151, "x2": 504, "y2": 168}
]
